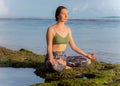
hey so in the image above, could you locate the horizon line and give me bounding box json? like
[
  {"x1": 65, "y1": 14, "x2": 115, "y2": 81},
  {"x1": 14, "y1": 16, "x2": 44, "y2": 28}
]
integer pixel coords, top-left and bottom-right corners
[{"x1": 0, "y1": 17, "x2": 120, "y2": 20}]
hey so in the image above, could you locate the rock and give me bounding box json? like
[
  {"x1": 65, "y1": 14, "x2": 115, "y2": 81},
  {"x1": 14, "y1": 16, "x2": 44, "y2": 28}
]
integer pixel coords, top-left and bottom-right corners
[{"x1": 0, "y1": 46, "x2": 120, "y2": 86}]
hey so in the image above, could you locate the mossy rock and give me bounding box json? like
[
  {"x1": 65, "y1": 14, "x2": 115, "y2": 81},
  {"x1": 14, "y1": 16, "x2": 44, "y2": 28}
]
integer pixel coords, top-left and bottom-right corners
[
  {"x1": 1, "y1": 46, "x2": 120, "y2": 86},
  {"x1": 34, "y1": 60, "x2": 120, "y2": 86},
  {"x1": 0, "y1": 46, "x2": 45, "y2": 68}
]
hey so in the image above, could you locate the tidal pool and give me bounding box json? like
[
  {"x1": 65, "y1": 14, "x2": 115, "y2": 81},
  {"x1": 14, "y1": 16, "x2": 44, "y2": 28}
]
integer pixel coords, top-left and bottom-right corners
[{"x1": 0, "y1": 68, "x2": 44, "y2": 86}]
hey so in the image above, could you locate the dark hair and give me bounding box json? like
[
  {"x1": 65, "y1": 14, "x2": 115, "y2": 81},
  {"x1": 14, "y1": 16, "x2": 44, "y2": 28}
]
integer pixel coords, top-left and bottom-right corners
[{"x1": 55, "y1": 6, "x2": 67, "y2": 21}]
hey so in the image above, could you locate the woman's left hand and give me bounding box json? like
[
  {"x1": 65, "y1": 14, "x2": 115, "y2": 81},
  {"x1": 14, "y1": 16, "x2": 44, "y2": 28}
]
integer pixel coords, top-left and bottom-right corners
[{"x1": 87, "y1": 53, "x2": 97, "y2": 60}]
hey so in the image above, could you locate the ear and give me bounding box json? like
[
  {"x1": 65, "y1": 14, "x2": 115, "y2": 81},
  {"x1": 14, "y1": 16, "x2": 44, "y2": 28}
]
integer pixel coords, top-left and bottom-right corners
[
  {"x1": 57, "y1": 16, "x2": 60, "y2": 21},
  {"x1": 57, "y1": 15, "x2": 59, "y2": 18}
]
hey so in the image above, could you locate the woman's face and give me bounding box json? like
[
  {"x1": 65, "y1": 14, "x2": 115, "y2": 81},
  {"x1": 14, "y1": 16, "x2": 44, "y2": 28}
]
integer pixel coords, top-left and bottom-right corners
[{"x1": 58, "y1": 8, "x2": 68, "y2": 22}]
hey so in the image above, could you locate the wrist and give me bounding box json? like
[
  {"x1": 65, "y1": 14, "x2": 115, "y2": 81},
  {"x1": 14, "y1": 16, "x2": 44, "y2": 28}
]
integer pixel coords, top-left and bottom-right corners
[
  {"x1": 84, "y1": 54, "x2": 88, "y2": 57},
  {"x1": 48, "y1": 57, "x2": 53, "y2": 60}
]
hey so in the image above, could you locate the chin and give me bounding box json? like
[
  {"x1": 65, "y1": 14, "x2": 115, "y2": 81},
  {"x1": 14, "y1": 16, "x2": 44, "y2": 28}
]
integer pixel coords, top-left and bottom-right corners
[{"x1": 63, "y1": 19, "x2": 68, "y2": 22}]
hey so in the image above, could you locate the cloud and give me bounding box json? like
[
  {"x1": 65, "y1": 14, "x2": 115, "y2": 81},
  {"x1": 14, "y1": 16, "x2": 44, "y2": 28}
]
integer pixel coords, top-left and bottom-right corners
[
  {"x1": 97, "y1": 2, "x2": 105, "y2": 10},
  {"x1": 81, "y1": 4, "x2": 88, "y2": 11},
  {"x1": 72, "y1": 4, "x2": 89, "y2": 14},
  {"x1": 72, "y1": 7, "x2": 79, "y2": 13},
  {"x1": 0, "y1": 0, "x2": 9, "y2": 15}
]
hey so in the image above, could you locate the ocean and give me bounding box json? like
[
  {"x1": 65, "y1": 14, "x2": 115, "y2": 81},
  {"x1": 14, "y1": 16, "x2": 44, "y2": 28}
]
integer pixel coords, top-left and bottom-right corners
[{"x1": 0, "y1": 19, "x2": 120, "y2": 64}]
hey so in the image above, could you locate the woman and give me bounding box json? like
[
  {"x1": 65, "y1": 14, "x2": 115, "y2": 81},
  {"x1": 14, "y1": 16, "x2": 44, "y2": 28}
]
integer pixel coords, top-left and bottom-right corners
[{"x1": 45, "y1": 6, "x2": 96, "y2": 72}]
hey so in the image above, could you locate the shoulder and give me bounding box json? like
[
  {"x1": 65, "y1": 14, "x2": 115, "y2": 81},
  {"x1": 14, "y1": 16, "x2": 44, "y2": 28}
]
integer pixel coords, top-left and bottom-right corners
[
  {"x1": 47, "y1": 24, "x2": 55, "y2": 32},
  {"x1": 47, "y1": 24, "x2": 56, "y2": 34}
]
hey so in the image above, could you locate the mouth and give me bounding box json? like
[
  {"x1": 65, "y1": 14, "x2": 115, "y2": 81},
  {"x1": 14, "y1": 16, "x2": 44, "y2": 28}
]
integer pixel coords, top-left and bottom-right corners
[{"x1": 64, "y1": 18, "x2": 68, "y2": 20}]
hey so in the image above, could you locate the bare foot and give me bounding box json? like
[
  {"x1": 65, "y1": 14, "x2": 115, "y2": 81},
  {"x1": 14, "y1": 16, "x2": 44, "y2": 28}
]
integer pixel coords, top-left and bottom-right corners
[{"x1": 66, "y1": 66, "x2": 72, "y2": 70}]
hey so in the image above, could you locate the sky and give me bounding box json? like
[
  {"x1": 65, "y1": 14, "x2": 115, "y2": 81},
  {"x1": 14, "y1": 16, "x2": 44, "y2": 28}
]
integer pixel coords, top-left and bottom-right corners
[{"x1": 0, "y1": 0, "x2": 120, "y2": 19}]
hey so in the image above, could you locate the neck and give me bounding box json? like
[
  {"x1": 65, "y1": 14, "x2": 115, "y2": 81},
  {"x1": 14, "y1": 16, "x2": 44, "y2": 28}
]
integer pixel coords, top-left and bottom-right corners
[{"x1": 56, "y1": 21, "x2": 65, "y2": 28}]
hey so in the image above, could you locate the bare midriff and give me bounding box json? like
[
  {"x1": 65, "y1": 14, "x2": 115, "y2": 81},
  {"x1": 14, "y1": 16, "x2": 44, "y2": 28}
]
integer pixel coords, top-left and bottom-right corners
[{"x1": 52, "y1": 44, "x2": 67, "y2": 52}]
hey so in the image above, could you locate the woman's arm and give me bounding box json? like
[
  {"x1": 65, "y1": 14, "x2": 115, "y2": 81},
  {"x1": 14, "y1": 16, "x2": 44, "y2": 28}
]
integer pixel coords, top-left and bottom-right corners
[
  {"x1": 46, "y1": 27, "x2": 55, "y2": 65},
  {"x1": 68, "y1": 27, "x2": 96, "y2": 60}
]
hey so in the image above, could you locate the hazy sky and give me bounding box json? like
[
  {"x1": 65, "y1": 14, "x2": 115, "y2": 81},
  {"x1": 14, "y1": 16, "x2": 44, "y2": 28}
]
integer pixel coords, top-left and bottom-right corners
[{"x1": 0, "y1": 0, "x2": 120, "y2": 19}]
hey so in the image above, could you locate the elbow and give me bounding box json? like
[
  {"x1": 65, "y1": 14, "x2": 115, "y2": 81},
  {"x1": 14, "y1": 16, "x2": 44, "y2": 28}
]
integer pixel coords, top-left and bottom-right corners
[
  {"x1": 69, "y1": 42, "x2": 78, "y2": 51},
  {"x1": 71, "y1": 47, "x2": 75, "y2": 51},
  {"x1": 71, "y1": 45, "x2": 77, "y2": 51},
  {"x1": 47, "y1": 45, "x2": 52, "y2": 53}
]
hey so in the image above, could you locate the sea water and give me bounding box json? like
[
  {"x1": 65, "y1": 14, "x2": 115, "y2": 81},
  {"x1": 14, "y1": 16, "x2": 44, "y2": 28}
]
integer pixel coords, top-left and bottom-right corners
[
  {"x1": 0, "y1": 19, "x2": 120, "y2": 64},
  {"x1": 0, "y1": 68, "x2": 44, "y2": 86}
]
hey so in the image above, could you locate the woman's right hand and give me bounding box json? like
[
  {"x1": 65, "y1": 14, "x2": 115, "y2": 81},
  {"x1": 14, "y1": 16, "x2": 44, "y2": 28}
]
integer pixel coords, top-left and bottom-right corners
[{"x1": 48, "y1": 58, "x2": 55, "y2": 65}]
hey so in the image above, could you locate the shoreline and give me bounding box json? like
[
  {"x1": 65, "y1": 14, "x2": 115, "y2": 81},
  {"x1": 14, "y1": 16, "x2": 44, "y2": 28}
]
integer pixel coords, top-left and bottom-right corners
[{"x1": 0, "y1": 46, "x2": 120, "y2": 86}]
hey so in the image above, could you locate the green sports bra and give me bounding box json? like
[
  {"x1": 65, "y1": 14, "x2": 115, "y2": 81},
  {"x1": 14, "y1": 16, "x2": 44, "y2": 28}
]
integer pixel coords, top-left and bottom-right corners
[{"x1": 53, "y1": 32, "x2": 70, "y2": 44}]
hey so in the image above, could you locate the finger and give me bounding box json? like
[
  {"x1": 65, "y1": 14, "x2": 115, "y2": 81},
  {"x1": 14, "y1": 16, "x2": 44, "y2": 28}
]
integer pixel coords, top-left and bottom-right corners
[{"x1": 93, "y1": 56, "x2": 97, "y2": 60}]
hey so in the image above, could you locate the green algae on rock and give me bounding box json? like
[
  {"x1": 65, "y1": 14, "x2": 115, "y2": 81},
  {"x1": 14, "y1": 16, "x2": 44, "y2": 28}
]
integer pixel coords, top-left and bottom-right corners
[
  {"x1": 0, "y1": 46, "x2": 45, "y2": 68},
  {"x1": 34, "y1": 60, "x2": 120, "y2": 86},
  {"x1": 0, "y1": 46, "x2": 120, "y2": 86}
]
